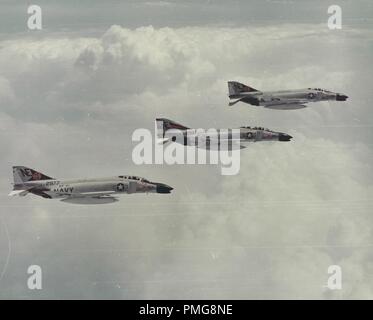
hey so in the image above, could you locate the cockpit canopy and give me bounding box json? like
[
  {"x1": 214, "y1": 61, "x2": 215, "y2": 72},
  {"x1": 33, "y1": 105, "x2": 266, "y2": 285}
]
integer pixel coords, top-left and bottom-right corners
[
  {"x1": 308, "y1": 88, "x2": 332, "y2": 93},
  {"x1": 240, "y1": 126, "x2": 271, "y2": 131},
  {"x1": 118, "y1": 175, "x2": 150, "y2": 183}
]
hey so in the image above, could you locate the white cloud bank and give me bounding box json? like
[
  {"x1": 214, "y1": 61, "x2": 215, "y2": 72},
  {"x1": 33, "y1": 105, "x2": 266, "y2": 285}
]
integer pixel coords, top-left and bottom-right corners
[{"x1": 0, "y1": 24, "x2": 372, "y2": 299}]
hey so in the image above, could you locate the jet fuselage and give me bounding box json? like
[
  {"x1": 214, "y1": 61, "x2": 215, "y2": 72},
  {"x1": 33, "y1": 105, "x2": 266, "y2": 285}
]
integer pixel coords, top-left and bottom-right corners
[
  {"x1": 157, "y1": 118, "x2": 292, "y2": 150},
  {"x1": 10, "y1": 167, "x2": 173, "y2": 204},
  {"x1": 228, "y1": 82, "x2": 348, "y2": 109}
]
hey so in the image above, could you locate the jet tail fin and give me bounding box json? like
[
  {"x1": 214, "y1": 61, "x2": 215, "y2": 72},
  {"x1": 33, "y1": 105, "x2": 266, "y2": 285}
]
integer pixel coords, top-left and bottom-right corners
[
  {"x1": 12, "y1": 166, "x2": 54, "y2": 185},
  {"x1": 155, "y1": 118, "x2": 189, "y2": 138},
  {"x1": 228, "y1": 81, "x2": 259, "y2": 98}
]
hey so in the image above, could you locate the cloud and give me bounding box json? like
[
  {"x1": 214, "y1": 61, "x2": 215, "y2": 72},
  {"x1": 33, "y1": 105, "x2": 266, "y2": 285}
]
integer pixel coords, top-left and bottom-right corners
[
  {"x1": 0, "y1": 25, "x2": 358, "y2": 117},
  {"x1": 0, "y1": 77, "x2": 15, "y2": 103},
  {"x1": 0, "y1": 23, "x2": 372, "y2": 299}
]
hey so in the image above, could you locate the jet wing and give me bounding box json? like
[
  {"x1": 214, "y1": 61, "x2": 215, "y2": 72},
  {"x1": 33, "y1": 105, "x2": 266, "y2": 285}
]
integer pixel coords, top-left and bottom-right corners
[
  {"x1": 60, "y1": 192, "x2": 118, "y2": 205},
  {"x1": 225, "y1": 138, "x2": 247, "y2": 150},
  {"x1": 57, "y1": 191, "x2": 116, "y2": 198},
  {"x1": 198, "y1": 136, "x2": 245, "y2": 150},
  {"x1": 264, "y1": 103, "x2": 307, "y2": 110},
  {"x1": 61, "y1": 196, "x2": 118, "y2": 204},
  {"x1": 262, "y1": 97, "x2": 308, "y2": 109}
]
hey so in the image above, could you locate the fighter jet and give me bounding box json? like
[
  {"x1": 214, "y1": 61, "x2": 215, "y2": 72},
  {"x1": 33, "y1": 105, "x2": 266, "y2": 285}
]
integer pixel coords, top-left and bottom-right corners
[
  {"x1": 156, "y1": 118, "x2": 292, "y2": 150},
  {"x1": 228, "y1": 81, "x2": 348, "y2": 109},
  {"x1": 9, "y1": 166, "x2": 173, "y2": 204}
]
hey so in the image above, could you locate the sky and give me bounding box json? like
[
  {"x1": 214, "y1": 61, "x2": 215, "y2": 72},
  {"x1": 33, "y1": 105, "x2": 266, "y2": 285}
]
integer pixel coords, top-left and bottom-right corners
[{"x1": 0, "y1": 0, "x2": 372, "y2": 299}]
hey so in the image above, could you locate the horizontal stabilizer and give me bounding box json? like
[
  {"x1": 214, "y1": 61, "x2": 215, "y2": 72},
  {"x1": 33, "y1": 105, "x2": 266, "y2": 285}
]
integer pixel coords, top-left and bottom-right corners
[
  {"x1": 8, "y1": 190, "x2": 29, "y2": 197},
  {"x1": 229, "y1": 99, "x2": 241, "y2": 107},
  {"x1": 157, "y1": 137, "x2": 171, "y2": 145}
]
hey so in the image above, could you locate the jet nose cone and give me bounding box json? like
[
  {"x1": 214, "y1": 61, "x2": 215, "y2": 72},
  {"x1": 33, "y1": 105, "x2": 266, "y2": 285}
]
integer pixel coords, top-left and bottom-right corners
[
  {"x1": 336, "y1": 94, "x2": 348, "y2": 101},
  {"x1": 278, "y1": 133, "x2": 293, "y2": 142},
  {"x1": 155, "y1": 183, "x2": 173, "y2": 194}
]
